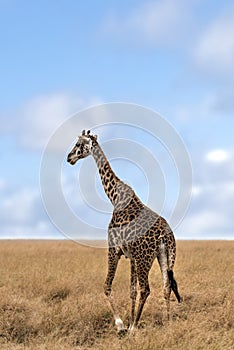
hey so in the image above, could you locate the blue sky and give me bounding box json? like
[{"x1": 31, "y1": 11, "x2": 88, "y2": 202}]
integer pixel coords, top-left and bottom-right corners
[{"x1": 1, "y1": 0, "x2": 234, "y2": 240}]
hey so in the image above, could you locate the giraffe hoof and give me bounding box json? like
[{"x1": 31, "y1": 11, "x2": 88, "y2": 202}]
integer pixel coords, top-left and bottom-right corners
[{"x1": 128, "y1": 325, "x2": 136, "y2": 336}]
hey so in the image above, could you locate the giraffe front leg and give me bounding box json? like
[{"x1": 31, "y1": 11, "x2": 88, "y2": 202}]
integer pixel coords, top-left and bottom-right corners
[
  {"x1": 129, "y1": 259, "x2": 137, "y2": 332},
  {"x1": 104, "y1": 248, "x2": 126, "y2": 335}
]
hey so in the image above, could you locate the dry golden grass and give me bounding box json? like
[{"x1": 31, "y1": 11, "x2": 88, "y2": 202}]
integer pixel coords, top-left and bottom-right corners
[{"x1": 0, "y1": 240, "x2": 233, "y2": 349}]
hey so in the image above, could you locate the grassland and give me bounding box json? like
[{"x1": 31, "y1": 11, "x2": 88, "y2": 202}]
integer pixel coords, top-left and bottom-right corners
[{"x1": 0, "y1": 240, "x2": 233, "y2": 350}]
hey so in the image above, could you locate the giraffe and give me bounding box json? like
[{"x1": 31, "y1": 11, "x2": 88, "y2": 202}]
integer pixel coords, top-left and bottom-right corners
[{"x1": 67, "y1": 130, "x2": 181, "y2": 335}]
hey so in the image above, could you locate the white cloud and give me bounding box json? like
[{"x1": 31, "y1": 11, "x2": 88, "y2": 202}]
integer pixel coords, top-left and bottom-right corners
[
  {"x1": 205, "y1": 149, "x2": 231, "y2": 163},
  {"x1": 212, "y1": 91, "x2": 234, "y2": 114},
  {"x1": 1, "y1": 187, "x2": 39, "y2": 224},
  {"x1": 102, "y1": 0, "x2": 192, "y2": 47},
  {"x1": 191, "y1": 185, "x2": 202, "y2": 197},
  {"x1": 0, "y1": 222, "x2": 62, "y2": 240},
  {"x1": 0, "y1": 91, "x2": 102, "y2": 151},
  {"x1": 176, "y1": 146, "x2": 234, "y2": 239},
  {"x1": 18, "y1": 92, "x2": 101, "y2": 150},
  {"x1": 20, "y1": 93, "x2": 77, "y2": 149},
  {"x1": 194, "y1": 10, "x2": 234, "y2": 74},
  {"x1": 179, "y1": 178, "x2": 234, "y2": 239},
  {"x1": 0, "y1": 178, "x2": 6, "y2": 191},
  {"x1": 179, "y1": 209, "x2": 232, "y2": 239},
  {"x1": 1, "y1": 94, "x2": 234, "y2": 240},
  {"x1": 0, "y1": 180, "x2": 60, "y2": 238}
]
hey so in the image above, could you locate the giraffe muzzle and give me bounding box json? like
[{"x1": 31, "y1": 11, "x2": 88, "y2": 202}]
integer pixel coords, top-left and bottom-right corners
[{"x1": 67, "y1": 154, "x2": 76, "y2": 165}]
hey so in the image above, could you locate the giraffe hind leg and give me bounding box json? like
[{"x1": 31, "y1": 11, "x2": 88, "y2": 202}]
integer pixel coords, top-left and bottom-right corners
[
  {"x1": 129, "y1": 259, "x2": 137, "y2": 330},
  {"x1": 157, "y1": 241, "x2": 172, "y2": 320},
  {"x1": 130, "y1": 264, "x2": 151, "y2": 331},
  {"x1": 159, "y1": 263, "x2": 171, "y2": 320}
]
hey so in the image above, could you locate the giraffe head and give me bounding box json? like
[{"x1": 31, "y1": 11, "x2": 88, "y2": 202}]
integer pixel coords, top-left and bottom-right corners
[{"x1": 67, "y1": 130, "x2": 98, "y2": 165}]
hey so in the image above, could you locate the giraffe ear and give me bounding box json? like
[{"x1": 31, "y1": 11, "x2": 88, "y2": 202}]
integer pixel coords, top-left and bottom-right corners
[{"x1": 93, "y1": 135, "x2": 98, "y2": 141}]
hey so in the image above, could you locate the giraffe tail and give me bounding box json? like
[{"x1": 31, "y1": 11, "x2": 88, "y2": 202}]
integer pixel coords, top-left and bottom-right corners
[{"x1": 168, "y1": 270, "x2": 181, "y2": 303}]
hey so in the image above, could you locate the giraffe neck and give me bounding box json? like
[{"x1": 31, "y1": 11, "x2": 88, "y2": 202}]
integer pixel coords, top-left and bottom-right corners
[{"x1": 91, "y1": 142, "x2": 120, "y2": 206}]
